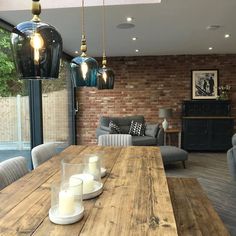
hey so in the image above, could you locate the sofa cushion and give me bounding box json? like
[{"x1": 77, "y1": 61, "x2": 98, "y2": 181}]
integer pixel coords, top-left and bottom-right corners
[
  {"x1": 145, "y1": 124, "x2": 159, "y2": 137},
  {"x1": 99, "y1": 116, "x2": 144, "y2": 128},
  {"x1": 100, "y1": 125, "x2": 111, "y2": 132},
  {"x1": 109, "y1": 121, "x2": 121, "y2": 134},
  {"x1": 129, "y1": 121, "x2": 145, "y2": 136},
  {"x1": 120, "y1": 125, "x2": 130, "y2": 134},
  {"x1": 132, "y1": 136, "x2": 157, "y2": 146}
]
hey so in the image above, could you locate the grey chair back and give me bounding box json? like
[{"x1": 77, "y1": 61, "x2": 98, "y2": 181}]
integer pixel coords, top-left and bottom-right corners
[
  {"x1": 98, "y1": 134, "x2": 132, "y2": 147},
  {"x1": 0, "y1": 156, "x2": 29, "y2": 190},
  {"x1": 31, "y1": 143, "x2": 58, "y2": 169},
  {"x1": 232, "y1": 134, "x2": 236, "y2": 146},
  {"x1": 227, "y1": 146, "x2": 236, "y2": 181}
]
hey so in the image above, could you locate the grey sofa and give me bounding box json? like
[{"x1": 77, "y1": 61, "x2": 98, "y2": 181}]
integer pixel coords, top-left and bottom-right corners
[{"x1": 96, "y1": 115, "x2": 164, "y2": 146}]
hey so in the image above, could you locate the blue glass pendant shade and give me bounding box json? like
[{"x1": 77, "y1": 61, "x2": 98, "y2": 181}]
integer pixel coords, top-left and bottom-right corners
[
  {"x1": 97, "y1": 67, "x2": 115, "y2": 90},
  {"x1": 71, "y1": 56, "x2": 98, "y2": 87},
  {"x1": 11, "y1": 21, "x2": 63, "y2": 80}
]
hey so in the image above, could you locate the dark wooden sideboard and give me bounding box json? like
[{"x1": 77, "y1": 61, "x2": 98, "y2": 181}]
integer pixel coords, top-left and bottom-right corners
[{"x1": 182, "y1": 100, "x2": 234, "y2": 151}]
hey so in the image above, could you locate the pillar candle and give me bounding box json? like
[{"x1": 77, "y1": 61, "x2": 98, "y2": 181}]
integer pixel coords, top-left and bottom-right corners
[
  {"x1": 88, "y1": 156, "x2": 100, "y2": 177},
  {"x1": 70, "y1": 174, "x2": 94, "y2": 194},
  {"x1": 58, "y1": 190, "x2": 75, "y2": 216},
  {"x1": 69, "y1": 176, "x2": 83, "y2": 195}
]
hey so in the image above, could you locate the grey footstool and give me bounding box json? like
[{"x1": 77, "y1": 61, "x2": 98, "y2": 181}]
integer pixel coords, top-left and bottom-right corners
[{"x1": 160, "y1": 146, "x2": 188, "y2": 168}]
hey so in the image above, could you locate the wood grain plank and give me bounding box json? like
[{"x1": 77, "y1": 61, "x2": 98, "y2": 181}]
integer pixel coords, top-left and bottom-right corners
[
  {"x1": 0, "y1": 146, "x2": 177, "y2": 236},
  {"x1": 31, "y1": 146, "x2": 122, "y2": 236},
  {"x1": 80, "y1": 146, "x2": 178, "y2": 236},
  {"x1": 167, "y1": 177, "x2": 230, "y2": 236}
]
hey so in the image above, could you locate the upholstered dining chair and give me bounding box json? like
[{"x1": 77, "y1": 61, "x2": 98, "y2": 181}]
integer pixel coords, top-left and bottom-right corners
[
  {"x1": 232, "y1": 134, "x2": 236, "y2": 146},
  {"x1": 31, "y1": 142, "x2": 58, "y2": 169},
  {"x1": 227, "y1": 146, "x2": 236, "y2": 181},
  {"x1": 98, "y1": 134, "x2": 132, "y2": 146},
  {"x1": 0, "y1": 156, "x2": 29, "y2": 190}
]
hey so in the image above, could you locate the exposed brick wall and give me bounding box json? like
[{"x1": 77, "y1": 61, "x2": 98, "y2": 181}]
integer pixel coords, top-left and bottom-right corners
[{"x1": 76, "y1": 54, "x2": 236, "y2": 144}]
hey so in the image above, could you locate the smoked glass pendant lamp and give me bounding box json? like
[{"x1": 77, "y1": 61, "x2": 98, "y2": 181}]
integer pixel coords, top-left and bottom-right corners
[
  {"x1": 97, "y1": 0, "x2": 115, "y2": 90},
  {"x1": 10, "y1": 0, "x2": 63, "y2": 80},
  {"x1": 70, "y1": 0, "x2": 98, "y2": 87}
]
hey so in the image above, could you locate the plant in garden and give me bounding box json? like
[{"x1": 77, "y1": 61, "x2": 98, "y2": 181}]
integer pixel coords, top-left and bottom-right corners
[{"x1": 0, "y1": 28, "x2": 25, "y2": 97}]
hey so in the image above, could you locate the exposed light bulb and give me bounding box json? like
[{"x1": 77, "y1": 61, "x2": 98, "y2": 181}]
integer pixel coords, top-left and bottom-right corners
[
  {"x1": 225, "y1": 34, "x2": 230, "y2": 38},
  {"x1": 30, "y1": 32, "x2": 44, "y2": 64},
  {"x1": 102, "y1": 71, "x2": 107, "y2": 82},
  {"x1": 81, "y1": 62, "x2": 88, "y2": 79}
]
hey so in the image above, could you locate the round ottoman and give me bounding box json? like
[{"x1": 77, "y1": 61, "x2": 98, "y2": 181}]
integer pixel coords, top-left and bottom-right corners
[{"x1": 160, "y1": 146, "x2": 188, "y2": 168}]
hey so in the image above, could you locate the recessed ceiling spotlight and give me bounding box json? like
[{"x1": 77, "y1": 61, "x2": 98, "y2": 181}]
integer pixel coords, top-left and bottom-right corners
[
  {"x1": 225, "y1": 34, "x2": 230, "y2": 38},
  {"x1": 126, "y1": 17, "x2": 133, "y2": 22},
  {"x1": 75, "y1": 50, "x2": 79, "y2": 54},
  {"x1": 135, "y1": 49, "x2": 139, "y2": 52},
  {"x1": 132, "y1": 37, "x2": 137, "y2": 41},
  {"x1": 208, "y1": 47, "x2": 213, "y2": 50}
]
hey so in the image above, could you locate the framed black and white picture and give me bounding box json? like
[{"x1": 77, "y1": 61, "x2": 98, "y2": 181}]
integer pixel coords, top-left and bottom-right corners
[{"x1": 191, "y1": 70, "x2": 218, "y2": 100}]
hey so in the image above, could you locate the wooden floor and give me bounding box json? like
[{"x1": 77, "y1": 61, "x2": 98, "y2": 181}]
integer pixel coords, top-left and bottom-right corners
[{"x1": 165, "y1": 152, "x2": 236, "y2": 236}]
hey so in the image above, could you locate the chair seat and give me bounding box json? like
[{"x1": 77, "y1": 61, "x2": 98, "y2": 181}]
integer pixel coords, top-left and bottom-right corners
[{"x1": 132, "y1": 136, "x2": 157, "y2": 146}]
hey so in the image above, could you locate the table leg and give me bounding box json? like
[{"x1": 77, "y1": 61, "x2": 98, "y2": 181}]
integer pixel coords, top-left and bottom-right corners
[
  {"x1": 164, "y1": 133, "x2": 166, "y2": 146},
  {"x1": 178, "y1": 132, "x2": 181, "y2": 148}
]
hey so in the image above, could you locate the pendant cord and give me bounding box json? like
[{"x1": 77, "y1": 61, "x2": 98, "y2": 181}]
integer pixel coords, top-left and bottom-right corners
[
  {"x1": 102, "y1": 0, "x2": 107, "y2": 66},
  {"x1": 81, "y1": 0, "x2": 85, "y2": 36},
  {"x1": 103, "y1": 0, "x2": 106, "y2": 57}
]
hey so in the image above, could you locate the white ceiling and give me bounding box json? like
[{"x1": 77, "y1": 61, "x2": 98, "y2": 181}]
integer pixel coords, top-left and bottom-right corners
[{"x1": 1, "y1": 0, "x2": 236, "y2": 57}]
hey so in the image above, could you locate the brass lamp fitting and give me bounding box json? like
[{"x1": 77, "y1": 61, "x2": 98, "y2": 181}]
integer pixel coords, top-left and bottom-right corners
[
  {"x1": 102, "y1": 54, "x2": 107, "y2": 68},
  {"x1": 80, "y1": 35, "x2": 87, "y2": 57},
  {"x1": 31, "y1": 0, "x2": 41, "y2": 22}
]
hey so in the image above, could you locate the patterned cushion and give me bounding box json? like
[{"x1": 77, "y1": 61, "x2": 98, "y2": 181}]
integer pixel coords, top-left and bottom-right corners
[
  {"x1": 109, "y1": 121, "x2": 121, "y2": 134},
  {"x1": 129, "y1": 120, "x2": 145, "y2": 136}
]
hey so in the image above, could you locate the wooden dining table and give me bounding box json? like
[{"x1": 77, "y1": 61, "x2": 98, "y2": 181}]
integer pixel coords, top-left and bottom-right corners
[{"x1": 0, "y1": 145, "x2": 178, "y2": 236}]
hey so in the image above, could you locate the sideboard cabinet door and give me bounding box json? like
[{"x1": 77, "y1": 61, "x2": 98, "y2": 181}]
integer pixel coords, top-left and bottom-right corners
[
  {"x1": 183, "y1": 119, "x2": 209, "y2": 150},
  {"x1": 182, "y1": 118, "x2": 234, "y2": 151},
  {"x1": 210, "y1": 119, "x2": 234, "y2": 150}
]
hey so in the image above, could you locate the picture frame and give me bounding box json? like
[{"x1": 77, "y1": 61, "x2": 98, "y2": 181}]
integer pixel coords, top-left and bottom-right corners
[{"x1": 191, "y1": 70, "x2": 218, "y2": 100}]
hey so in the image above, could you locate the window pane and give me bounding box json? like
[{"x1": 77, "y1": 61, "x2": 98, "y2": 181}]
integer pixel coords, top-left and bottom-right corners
[
  {"x1": 0, "y1": 27, "x2": 31, "y2": 169},
  {"x1": 42, "y1": 60, "x2": 73, "y2": 151}
]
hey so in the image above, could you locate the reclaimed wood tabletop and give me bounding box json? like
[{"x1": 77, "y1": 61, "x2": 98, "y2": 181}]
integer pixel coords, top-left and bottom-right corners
[{"x1": 0, "y1": 145, "x2": 178, "y2": 236}]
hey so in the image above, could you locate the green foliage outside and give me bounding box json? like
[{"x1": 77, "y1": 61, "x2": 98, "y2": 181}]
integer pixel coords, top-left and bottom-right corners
[{"x1": 0, "y1": 28, "x2": 25, "y2": 97}]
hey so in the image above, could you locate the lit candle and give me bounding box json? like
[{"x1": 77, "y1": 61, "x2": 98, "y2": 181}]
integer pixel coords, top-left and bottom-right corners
[
  {"x1": 88, "y1": 156, "x2": 100, "y2": 176},
  {"x1": 58, "y1": 190, "x2": 75, "y2": 216},
  {"x1": 69, "y1": 176, "x2": 83, "y2": 195},
  {"x1": 70, "y1": 174, "x2": 94, "y2": 194}
]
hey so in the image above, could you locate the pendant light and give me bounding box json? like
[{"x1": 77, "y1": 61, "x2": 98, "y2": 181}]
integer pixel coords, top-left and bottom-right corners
[
  {"x1": 97, "y1": 0, "x2": 115, "y2": 90},
  {"x1": 10, "y1": 0, "x2": 63, "y2": 80},
  {"x1": 70, "y1": 0, "x2": 98, "y2": 87}
]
